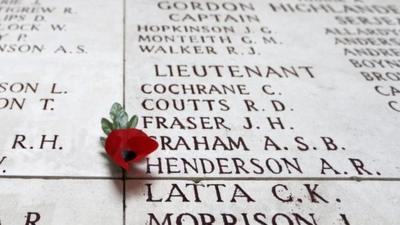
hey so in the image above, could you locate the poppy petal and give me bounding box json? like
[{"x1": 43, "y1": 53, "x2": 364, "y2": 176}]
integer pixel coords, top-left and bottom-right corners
[{"x1": 104, "y1": 128, "x2": 158, "y2": 170}]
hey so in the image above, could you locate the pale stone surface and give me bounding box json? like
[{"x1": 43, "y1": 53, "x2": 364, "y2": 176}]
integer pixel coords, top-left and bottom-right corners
[
  {"x1": 0, "y1": 179, "x2": 123, "y2": 224},
  {"x1": 0, "y1": 0, "x2": 123, "y2": 177},
  {"x1": 126, "y1": 180, "x2": 400, "y2": 225},
  {"x1": 124, "y1": 0, "x2": 400, "y2": 178}
]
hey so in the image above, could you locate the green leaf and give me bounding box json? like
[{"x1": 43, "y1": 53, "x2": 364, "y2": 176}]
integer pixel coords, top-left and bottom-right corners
[
  {"x1": 100, "y1": 137, "x2": 106, "y2": 147},
  {"x1": 114, "y1": 111, "x2": 128, "y2": 129},
  {"x1": 127, "y1": 115, "x2": 138, "y2": 128},
  {"x1": 110, "y1": 102, "x2": 124, "y2": 122},
  {"x1": 101, "y1": 118, "x2": 113, "y2": 134},
  {"x1": 121, "y1": 112, "x2": 129, "y2": 128}
]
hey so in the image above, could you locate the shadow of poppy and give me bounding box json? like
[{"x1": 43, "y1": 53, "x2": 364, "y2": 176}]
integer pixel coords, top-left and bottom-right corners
[
  {"x1": 100, "y1": 152, "x2": 156, "y2": 199},
  {"x1": 100, "y1": 152, "x2": 123, "y2": 194}
]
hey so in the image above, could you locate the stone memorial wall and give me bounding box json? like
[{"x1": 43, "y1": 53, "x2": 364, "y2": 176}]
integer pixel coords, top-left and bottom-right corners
[{"x1": 0, "y1": 0, "x2": 399, "y2": 224}]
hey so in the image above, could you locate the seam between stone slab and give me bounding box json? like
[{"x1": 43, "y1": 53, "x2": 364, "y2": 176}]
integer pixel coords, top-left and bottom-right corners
[
  {"x1": 0, "y1": 175, "x2": 121, "y2": 180},
  {"x1": 122, "y1": 0, "x2": 127, "y2": 109},
  {"x1": 122, "y1": 0, "x2": 127, "y2": 224},
  {"x1": 128, "y1": 176, "x2": 400, "y2": 182},
  {"x1": 122, "y1": 170, "x2": 126, "y2": 225},
  {"x1": 128, "y1": 177, "x2": 400, "y2": 182},
  {"x1": 0, "y1": 176, "x2": 400, "y2": 182}
]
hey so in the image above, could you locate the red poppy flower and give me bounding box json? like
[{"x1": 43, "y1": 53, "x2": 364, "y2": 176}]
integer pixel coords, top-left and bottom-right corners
[{"x1": 105, "y1": 128, "x2": 158, "y2": 170}]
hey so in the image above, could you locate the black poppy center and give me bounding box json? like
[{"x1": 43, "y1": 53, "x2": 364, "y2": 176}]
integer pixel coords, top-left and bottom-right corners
[{"x1": 122, "y1": 150, "x2": 137, "y2": 162}]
